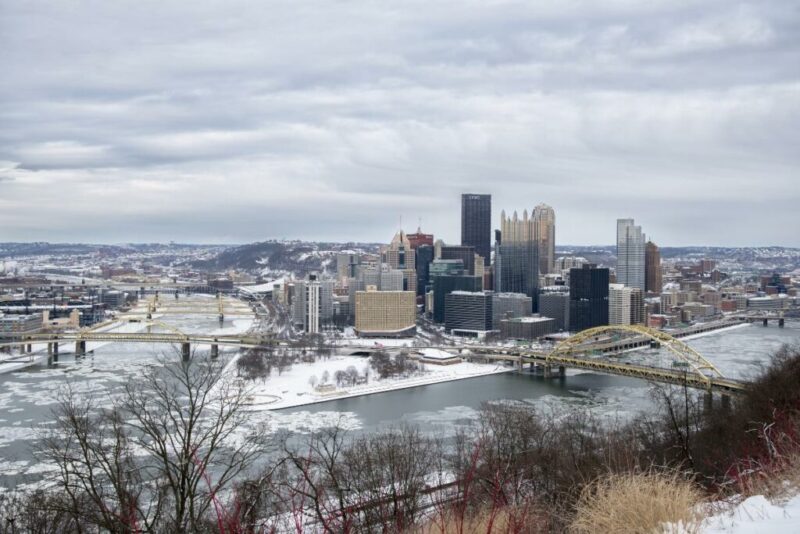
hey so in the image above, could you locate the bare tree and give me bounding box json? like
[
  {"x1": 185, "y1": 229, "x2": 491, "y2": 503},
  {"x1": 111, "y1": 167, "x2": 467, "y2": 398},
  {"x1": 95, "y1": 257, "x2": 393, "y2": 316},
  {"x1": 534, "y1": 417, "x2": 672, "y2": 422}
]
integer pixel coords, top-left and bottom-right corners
[{"x1": 37, "y1": 348, "x2": 271, "y2": 532}]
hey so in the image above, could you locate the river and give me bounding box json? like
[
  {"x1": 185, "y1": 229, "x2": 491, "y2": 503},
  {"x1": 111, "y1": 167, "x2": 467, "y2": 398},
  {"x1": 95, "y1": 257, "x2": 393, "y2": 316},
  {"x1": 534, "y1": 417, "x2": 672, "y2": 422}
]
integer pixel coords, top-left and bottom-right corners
[{"x1": 0, "y1": 309, "x2": 798, "y2": 492}]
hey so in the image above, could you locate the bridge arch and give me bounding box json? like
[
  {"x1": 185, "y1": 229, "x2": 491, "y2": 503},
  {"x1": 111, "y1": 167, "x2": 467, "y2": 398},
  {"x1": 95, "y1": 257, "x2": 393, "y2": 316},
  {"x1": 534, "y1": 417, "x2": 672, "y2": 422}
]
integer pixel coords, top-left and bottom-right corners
[{"x1": 548, "y1": 325, "x2": 724, "y2": 386}]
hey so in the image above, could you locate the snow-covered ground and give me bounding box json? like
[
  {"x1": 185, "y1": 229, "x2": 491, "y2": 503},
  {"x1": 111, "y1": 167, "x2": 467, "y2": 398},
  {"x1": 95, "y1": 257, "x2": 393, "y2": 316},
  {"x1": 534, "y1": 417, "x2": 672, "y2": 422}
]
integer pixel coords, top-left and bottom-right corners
[
  {"x1": 700, "y1": 494, "x2": 800, "y2": 533},
  {"x1": 236, "y1": 355, "x2": 512, "y2": 411},
  {"x1": 666, "y1": 493, "x2": 800, "y2": 533}
]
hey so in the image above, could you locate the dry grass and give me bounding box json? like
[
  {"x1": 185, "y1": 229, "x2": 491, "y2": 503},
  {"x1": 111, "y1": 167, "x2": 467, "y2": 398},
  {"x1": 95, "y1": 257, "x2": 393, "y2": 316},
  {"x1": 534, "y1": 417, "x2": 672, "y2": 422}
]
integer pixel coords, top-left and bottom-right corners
[
  {"x1": 732, "y1": 452, "x2": 800, "y2": 502},
  {"x1": 570, "y1": 471, "x2": 702, "y2": 534},
  {"x1": 416, "y1": 504, "x2": 547, "y2": 534}
]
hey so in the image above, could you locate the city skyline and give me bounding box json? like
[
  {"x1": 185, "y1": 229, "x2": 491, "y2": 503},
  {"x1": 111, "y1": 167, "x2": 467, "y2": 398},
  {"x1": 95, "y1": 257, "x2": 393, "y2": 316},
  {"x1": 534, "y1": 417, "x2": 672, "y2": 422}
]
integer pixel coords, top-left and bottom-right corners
[{"x1": 1, "y1": 1, "x2": 798, "y2": 246}]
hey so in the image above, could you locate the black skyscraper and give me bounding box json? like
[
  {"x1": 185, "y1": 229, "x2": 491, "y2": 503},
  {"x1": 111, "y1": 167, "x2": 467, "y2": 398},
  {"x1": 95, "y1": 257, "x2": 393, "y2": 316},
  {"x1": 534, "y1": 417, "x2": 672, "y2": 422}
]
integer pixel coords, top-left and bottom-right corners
[
  {"x1": 415, "y1": 244, "x2": 434, "y2": 298},
  {"x1": 494, "y1": 241, "x2": 539, "y2": 311},
  {"x1": 461, "y1": 194, "x2": 491, "y2": 266},
  {"x1": 569, "y1": 264, "x2": 609, "y2": 331}
]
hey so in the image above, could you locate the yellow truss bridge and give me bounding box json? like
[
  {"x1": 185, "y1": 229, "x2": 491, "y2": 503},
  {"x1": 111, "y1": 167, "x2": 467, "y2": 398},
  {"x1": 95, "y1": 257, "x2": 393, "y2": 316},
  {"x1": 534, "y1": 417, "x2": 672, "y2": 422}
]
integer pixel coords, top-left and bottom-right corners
[
  {"x1": 1, "y1": 319, "x2": 275, "y2": 361},
  {"x1": 464, "y1": 324, "x2": 746, "y2": 393}
]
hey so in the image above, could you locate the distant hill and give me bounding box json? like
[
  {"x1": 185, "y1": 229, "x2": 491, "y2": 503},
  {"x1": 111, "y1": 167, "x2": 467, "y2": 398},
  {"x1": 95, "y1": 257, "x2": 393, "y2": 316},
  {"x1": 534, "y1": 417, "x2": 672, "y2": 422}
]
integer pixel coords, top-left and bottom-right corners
[{"x1": 188, "y1": 240, "x2": 381, "y2": 277}]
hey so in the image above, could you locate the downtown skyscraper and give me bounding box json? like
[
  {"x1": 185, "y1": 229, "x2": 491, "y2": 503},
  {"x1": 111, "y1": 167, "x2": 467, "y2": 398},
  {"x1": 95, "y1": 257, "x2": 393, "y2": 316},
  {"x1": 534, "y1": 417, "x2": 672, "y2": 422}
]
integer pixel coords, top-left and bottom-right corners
[
  {"x1": 616, "y1": 218, "x2": 646, "y2": 291},
  {"x1": 532, "y1": 203, "x2": 556, "y2": 275},
  {"x1": 495, "y1": 209, "x2": 539, "y2": 311},
  {"x1": 461, "y1": 194, "x2": 491, "y2": 266}
]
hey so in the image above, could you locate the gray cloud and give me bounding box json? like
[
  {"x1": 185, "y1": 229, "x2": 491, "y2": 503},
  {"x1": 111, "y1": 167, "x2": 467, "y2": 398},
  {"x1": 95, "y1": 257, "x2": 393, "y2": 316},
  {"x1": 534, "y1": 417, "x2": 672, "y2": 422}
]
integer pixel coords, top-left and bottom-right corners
[{"x1": 0, "y1": 0, "x2": 798, "y2": 246}]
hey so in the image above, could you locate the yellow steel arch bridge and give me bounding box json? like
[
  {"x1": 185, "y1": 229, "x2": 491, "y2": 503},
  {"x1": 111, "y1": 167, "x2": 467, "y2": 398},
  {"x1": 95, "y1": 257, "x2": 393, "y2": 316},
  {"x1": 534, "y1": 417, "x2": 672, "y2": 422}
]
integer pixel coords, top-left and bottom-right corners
[{"x1": 464, "y1": 324, "x2": 745, "y2": 393}]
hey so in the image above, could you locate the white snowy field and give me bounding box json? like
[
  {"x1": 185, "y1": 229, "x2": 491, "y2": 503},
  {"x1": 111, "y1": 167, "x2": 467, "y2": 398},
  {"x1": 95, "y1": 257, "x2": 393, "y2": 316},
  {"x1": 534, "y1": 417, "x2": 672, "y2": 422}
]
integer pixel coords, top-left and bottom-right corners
[
  {"x1": 236, "y1": 355, "x2": 512, "y2": 411},
  {"x1": 665, "y1": 493, "x2": 800, "y2": 533}
]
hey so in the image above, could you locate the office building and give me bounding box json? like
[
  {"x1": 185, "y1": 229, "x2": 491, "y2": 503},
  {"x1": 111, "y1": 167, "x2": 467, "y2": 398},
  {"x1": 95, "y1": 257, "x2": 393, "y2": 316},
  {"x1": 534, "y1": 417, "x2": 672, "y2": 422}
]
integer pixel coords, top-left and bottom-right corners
[
  {"x1": 609, "y1": 283, "x2": 645, "y2": 325},
  {"x1": 496, "y1": 210, "x2": 540, "y2": 309},
  {"x1": 354, "y1": 289, "x2": 416, "y2": 337},
  {"x1": 616, "y1": 218, "x2": 646, "y2": 290},
  {"x1": 431, "y1": 274, "x2": 482, "y2": 323},
  {"x1": 556, "y1": 256, "x2": 589, "y2": 271},
  {"x1": 384, "y1": 230, "x2": 417, "y2": 292},
  {"x1": 293, "y1": 276, "x2": 334, "y2": 332},
  {"x1": 461, "y1": 193, "x2": 491, "y2": 266},
  {"x1": 416, "y1": 244, "x2": 435, "y2": 298},
  {"x1": 440, "y1": 245, "x2": 476, "y2": 276},
  {"x1": 569, "y1": 264, "x2": 609, "y2": 331},
  {"x1": 491, "y1": 292, "x2": 532, "y2": 329},
  {"x1": 385, "y1": 230, "x2": 416, "y2": 271},
  {"x1": 0, "y1": 313, "x2": 43, "y2": 336},
  {"x1": 444, "y1": 291, "x2": 493, "y2": 336},
  {"x1": 407, "y1": 227, "x2": 434, "y2": 249},
  {"x1": 532, "y1": 203, "x2": 556, "y2": 275},
  {"x1": 645, "y1": 241, "x2": 662, "y2": 295},
  {"x1": 305, "y1": 278, "x2": 321, "y2": 334},
  {"x1": 336, "y1": 253, "x2": 361, "y2": 283},
  {"x1": 539, "y1": 289, "x2": 570, "y2": 332},
  {"x1": 100, "y1": 290, "x2": 126, "y2": 309},
  {"x1": 500, "y1": 316, "x2": 556, "y2": 340}
]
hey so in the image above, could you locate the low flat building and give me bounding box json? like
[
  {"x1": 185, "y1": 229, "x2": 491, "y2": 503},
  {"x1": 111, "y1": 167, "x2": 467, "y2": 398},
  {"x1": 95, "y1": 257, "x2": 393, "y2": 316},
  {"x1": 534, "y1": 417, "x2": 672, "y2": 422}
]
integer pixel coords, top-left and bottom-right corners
[
  {"x1": 0, "y1": 313, "x2": 43, "y2": 337},
  {"x1": 500, "y1": 316, "x2": 556, "y2": 340},
  {"x1": 491, "y1": 292, "x2": 532, "y2": 328},
  {"x1": 354, "y1": 289, "x2": 416, "y2": 337}
]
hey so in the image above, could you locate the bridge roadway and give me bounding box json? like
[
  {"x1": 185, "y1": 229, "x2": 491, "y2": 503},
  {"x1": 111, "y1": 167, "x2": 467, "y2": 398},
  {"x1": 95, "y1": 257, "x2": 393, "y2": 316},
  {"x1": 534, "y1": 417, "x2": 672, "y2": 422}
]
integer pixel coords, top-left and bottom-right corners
[
  {"x1": 0, "y1": 331, "x2": 748, "y2": 393},
  {"x1": 459, "y1": 346, "x2": 746, "y2": 393}
]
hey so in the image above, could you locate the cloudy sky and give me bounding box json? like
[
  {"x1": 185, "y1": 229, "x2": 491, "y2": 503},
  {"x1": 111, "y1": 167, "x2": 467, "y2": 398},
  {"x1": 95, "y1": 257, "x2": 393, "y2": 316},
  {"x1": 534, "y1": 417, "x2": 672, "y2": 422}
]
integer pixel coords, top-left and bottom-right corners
[{"x1": 1, "y1": 1, "x2": 798, "y2": 246}]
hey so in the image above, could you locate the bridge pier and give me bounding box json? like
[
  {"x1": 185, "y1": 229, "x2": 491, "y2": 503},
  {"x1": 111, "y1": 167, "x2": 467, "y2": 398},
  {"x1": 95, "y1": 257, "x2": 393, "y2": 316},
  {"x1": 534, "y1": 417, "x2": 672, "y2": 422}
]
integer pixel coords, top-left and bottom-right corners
[
  {"x1": 779, "y1": 318, "x2": 785, "y2": 328},
  {"x1": 543, "y1": 365, "x2": 552, "y2": 379},
  {"x1": 703, "y1": 392, "x2": 713, "y2": 412},
  {"x1": 51, "y1": 342, "x2": 59, "y2": 363},
  {"x1": 75, "y1": 340, "x2": 86, "y2": 357},
  {"x1": 721, "y1": 394, "x2": 732, "y2": 412},
  {"x1": 763, "y1": 318, "x2": 769, "y2": 327},
  {"x1": 558, "y1": 365, "x2": 566, "y2": 378},
  {"x1": 211, "y1": 344, "x2": 219, "y2": 359},
  {"x1": 181, "y1": 342, "x2": 191, "y2": 362},
  {"x1": 26, "y1": 343, "x2": 32, "y2": 353}
]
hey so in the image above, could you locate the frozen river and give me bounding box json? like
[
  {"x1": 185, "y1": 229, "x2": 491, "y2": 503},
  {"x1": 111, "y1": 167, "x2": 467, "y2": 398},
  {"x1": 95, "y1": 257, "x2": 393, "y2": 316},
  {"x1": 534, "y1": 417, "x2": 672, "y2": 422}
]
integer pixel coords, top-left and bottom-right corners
[{"x1": 0, "y1": 306, "x2": 798, "y2": 491}]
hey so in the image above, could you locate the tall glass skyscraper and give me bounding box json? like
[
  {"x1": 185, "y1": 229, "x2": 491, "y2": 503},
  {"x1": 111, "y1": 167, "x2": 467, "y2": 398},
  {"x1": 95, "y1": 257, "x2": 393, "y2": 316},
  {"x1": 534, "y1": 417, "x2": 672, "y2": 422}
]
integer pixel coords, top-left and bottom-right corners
[
  {"x1": 532, "y1": 203, "x2": 556, "y2": 275},
  {"x1": 494, "y1": 241, "x2": 539, "y2": 311},
  {"x1": 569, "y1": 264, "x2": 609, "y2": 331},
  {"x1": 616, "y1": 218, "x2": 646, "y2": 291},
  {"x1": 461, "y1": 193, "x2": 491, "y2": 266}
]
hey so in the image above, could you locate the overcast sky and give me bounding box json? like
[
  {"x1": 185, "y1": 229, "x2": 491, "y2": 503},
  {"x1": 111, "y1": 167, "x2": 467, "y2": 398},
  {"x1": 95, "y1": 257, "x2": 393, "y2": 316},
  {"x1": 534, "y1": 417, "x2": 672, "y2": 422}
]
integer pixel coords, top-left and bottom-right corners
[{"x1": 1, "y1": 1, "x2": 798, "y2": 246}]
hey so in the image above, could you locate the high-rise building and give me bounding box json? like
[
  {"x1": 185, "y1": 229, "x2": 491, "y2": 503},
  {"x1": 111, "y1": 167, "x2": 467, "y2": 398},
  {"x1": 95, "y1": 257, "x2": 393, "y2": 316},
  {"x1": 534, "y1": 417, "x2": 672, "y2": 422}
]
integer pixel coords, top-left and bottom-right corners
[
  {"x1": 384, "y1": 229, "x2": 416, "y2": 292},
  {"x1": 305, "y1": 277, "x2": 321, "y2": 334},
  {"x1": 569, "y1": 264, "x2": 609, "y2": 331},
  {"x1": 440, "y1": 245, "x2": 476, "y2": 276},
  {"x1": 616, "y1": 218, "x2": 646, "y2": 291},
  {"x1": 431, "y1": 274, "x2": 482, "y2": 323},
  {"x1": 609, "y1": 283, "x2": 645, "y2": 325},
  {"x1": 444, "y1": 291, "x2": 493, "y2": 335},
  {"x1": 354, "y1": 289, "x2": 416, "y2": 337},
  {"x1": 539, "y1": 287, "x2": 570, "y2": 332},
  {"x1": 385, "y1": 230, "x2": 416, "y2": 271},
  {"x1": 645, "y1": 241, "x2": 662, "y2": 295},
  {"x1": 293, "y1": 276, "x2": 334, "y2": 332},
  {"x1": 415, "y1": 244, "x2": 435, "y2": 298},
  {"x1": 495, "y1": 209, "x2": 540, "y2": 310},
  {"x1": 407, "y1": 227, "x2": 434, "y2": 249},
  {"x1": 461, "y1": 193, "x2": 491, "y2": 266},
  {"x1": 336, "y1": 253, "x2": 361, "y2": 283},
  {"x1": 532, "y1": 203, "x2": 556, "y2": 275}
]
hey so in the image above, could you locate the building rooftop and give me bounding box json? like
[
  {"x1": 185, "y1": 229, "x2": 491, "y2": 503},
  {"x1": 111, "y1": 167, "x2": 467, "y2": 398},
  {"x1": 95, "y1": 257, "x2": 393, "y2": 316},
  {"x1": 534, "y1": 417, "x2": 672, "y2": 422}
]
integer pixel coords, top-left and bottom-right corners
[{"x1": 504, "y1": 316, "x2": 554, "y2": 323}]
